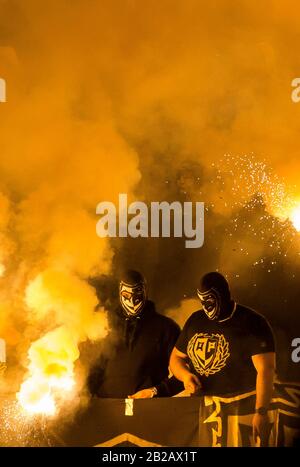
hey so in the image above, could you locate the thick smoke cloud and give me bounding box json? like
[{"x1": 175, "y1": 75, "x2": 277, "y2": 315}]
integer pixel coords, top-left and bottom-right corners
[{"x1": 0, "y1": 0, "x2": 300, "y2": 410}]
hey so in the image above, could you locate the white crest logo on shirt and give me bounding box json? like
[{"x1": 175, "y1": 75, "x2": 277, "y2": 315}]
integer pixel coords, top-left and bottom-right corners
[{"x1": 187, "y1": 333, "x2": 230, "y2": 377}]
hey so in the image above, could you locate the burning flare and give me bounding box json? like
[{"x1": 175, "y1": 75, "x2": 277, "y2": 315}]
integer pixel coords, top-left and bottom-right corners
[
  {"x1": 17, "y1": 327, "x2": 78, "y2": 416},
  {"x1": 17, "y1": 269, "x2": 109, "y2": 416}
]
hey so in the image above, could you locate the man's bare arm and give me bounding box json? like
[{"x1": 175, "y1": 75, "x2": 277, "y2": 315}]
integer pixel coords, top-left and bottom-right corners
[
  {"x1": 252, "y1": 352, "x2": 275, "y2": 445},
  {"x1": 252, "y1": 352, "x2": 275, "y2": 409},
  {"x1": 170, "y1": 347, "x2": 201, "y2": 394}
]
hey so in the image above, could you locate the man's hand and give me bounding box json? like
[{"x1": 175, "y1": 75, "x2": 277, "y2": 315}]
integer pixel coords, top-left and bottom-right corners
[
  {"x1": 253, "y1": 413, "x2": 271, "y2": 446},
  {"x1": 183, "y1": 373, "x2": 201, "y2": 394},
  {"x1": 170, "y1": 347, "x2": 202, "y2": 395},
  {"x1": 128, "y1": 388, "x2": 156, "y2": 399}
]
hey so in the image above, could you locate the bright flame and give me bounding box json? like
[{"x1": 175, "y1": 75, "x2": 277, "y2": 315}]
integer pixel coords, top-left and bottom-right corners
[
  {"x1": 17, "y1": 379, "x2": 56, "y2": 416},
  {"x1": 17, "y1": 326, "x2": 78, "y2": 416},
  {"x1": 17, "y1": 270, "x2": 108, "y2": 416},
  {"x1": 290, "y1": 205, "x2": 300, "y2": 232},
  {"x1": 17, "y1": 366, "x2": 75, "y2": 416}
]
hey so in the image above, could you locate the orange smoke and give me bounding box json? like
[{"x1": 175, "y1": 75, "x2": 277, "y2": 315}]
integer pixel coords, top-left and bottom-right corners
[{"x1": 0, "y1": 0, "x2": 300, "y2": 416}]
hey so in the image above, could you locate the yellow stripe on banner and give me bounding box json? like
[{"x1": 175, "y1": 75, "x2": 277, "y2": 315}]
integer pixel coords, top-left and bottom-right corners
[
  {"x1": 204, "y1": 390, "x2": 256, "y2": 406},
  {"x1": 95, "y1": 432, "x2": 162, "y2": 447},
  {"x1": 272, "y1": 388, "x2": 300, "y2": 411},
  {"x1": 278, "y1": 409, "x2": 300, "y2": 418}
]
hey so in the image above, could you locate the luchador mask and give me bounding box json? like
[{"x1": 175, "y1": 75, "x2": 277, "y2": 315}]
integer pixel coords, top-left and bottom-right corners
[
  {"x1": 197, "y1": 287, "x2": 221, "y2": 320},
  {"x1": 119, "y1": 281, "x2": 147, "y2": 318}
]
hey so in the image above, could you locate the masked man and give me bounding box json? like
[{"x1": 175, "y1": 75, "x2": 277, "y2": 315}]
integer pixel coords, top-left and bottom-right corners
[
  {"x1": 170, "y1": 272, "x2": 276, "y2": 446},
  {"x1": 86, "y1": 270, "x2": 183, "y2": 399}
]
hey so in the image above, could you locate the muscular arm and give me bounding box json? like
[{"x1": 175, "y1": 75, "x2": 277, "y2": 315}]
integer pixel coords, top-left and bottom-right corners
[
  {"x1": 170, "y1": 347, "x2": 201, "y2": 394},
  {"x1": 252, "y1": 352, "x2": 275, "y2": 410},
  {"x1": 169, "y1": 347, "x2": 191, "y2": 381},
  {"x1": 251, "y1": 352, "x2": 275, "y2": 445}
]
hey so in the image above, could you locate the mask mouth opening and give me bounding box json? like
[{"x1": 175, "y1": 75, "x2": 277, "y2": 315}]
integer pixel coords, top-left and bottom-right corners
[
  {"x1": 122, "y1": 297, "x2": 143, "y2": 314},
  {"x1": 204, "y1": 302, "x2": 215, "y2": 313}
]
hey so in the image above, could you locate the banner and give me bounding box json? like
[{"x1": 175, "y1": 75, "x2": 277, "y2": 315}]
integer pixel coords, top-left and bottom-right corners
[
  {"x1": 199, "y1": 382, "x2": 300, "y2": 447},
  {"x1": 0, "y1": 382, "x2": 299, "y2": 447}
]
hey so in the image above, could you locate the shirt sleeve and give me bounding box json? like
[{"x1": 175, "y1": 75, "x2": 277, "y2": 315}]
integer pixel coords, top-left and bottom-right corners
[{"x1": 248, "y1": 313, "x2": 275, "y2": 356}]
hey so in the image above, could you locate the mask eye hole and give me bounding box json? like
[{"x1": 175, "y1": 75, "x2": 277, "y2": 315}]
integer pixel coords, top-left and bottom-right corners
[
  {"x1": 200, "y1": 294, "x2": 212, "y2": 301},
  {"x1": 121, "y1": 291, "x2": 132, "y2": 299}
]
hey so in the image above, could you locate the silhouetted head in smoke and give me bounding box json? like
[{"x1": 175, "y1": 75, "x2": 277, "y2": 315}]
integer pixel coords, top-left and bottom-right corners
[
  {"x1": 119, "y1": 270, "x2": 147, "y2": 319},
  {"x1": 197, "y1": 272, "x2": 234, "y2": 321},
  {"x1": 88, "y1": 275, "x2": 119, "y2": 312}
]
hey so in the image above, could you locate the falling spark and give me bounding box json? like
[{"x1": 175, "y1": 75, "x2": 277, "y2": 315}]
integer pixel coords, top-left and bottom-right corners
[
  {"x1": 0, "y1": 399, "x2": 52, "y2": 446},
  {"x1": 208, "y1": 153, "x2": 300, "y2": 276}
]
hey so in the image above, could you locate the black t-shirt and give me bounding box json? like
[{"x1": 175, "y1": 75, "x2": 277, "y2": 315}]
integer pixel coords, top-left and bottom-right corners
[
  {"x1": 176, "y1": 304, "x2": 275, "y2": 396},
  {"x1": 83, "y1": 301, "x2": 183, "y2": 398}
]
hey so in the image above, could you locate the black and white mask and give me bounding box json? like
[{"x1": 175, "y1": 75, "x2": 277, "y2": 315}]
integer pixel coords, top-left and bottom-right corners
[
  {"x1": 197, "y1": 288, "x2": 221, "y2": 320},
  {"x1": 119, "y1": 282, "x2": 146, "y2": 318}
]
